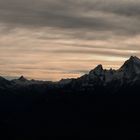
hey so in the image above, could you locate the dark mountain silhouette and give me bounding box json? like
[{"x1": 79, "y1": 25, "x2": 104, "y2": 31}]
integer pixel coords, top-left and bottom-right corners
[
  {"x1": 1, "y1": 56, "x2": 140, "y2": 139},
  {"x1": 18, "y1": 75, "x2": 28, "y2": 82},
  {"x1": 1, "y1": 56, "x2": 140, "y2": 89}
]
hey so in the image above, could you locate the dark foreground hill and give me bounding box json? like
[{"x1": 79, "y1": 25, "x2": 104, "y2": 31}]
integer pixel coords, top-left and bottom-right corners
[{"x1": 1, "y1": 56, "x2": 140, "y2": 139}]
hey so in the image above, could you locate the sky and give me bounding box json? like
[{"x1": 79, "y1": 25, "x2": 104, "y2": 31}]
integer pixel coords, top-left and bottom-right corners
[{"x1": 0, "y1": 0, "x2": 140, "y2": 81}]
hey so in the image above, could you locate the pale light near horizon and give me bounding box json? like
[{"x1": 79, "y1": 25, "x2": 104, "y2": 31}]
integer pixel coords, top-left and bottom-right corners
[{"x1": 0, "y1": 0, "x2": 140, "y2": 80}]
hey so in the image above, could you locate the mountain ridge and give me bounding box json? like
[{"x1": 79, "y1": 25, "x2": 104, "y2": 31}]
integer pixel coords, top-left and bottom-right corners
[
  {"x1": 1, "y1": 56, "x2": 140, "y2": 89},
  {"x1": 76, "y1": 56, "x2": 140, "y2": 87},
  {"x1": 1, "y1": 56, "x2": 140, "y2": 138}
]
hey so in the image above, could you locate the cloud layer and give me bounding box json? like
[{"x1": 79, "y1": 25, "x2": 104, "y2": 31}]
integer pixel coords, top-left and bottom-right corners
[{"x1": 0, "y1": 0, "x2": 140, "y2": 80}]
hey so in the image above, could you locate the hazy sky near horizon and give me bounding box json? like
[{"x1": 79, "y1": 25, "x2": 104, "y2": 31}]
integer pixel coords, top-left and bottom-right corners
[{"x1": 0, "y1": 0, "x2": 140, "y2": 80}]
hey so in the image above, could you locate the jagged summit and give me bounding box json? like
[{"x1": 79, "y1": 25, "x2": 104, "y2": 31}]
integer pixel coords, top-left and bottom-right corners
[
  {"x1": 18, "y1": 76, "x2": 28, "y2": 82},
  {"x1": 89, "y1": 64, "x2": 103, "y2": 75},
  {"x1": 120, "y1": 56, "x2": 140, "y2": 68},
  {"x1": 77, "y1": 56, "x2": 140, "y2": 86},
  {"x1": 130, "y1": 56, "x2": 140, "y2": 61},
  {"x1": 119, "y1": 56, "x2": 140, "y2": 76},
  {"x1": 122, "y1": 56, "x2": 140, "y2": 64},
  {"x1": 89, "y1": 56, "x2": 140, "y2": 76},
  {"x1": 94, "y1": 64, "x2": 103, "y2": 71}
]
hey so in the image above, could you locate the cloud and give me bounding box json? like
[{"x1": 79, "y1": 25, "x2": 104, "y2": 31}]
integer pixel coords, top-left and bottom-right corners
[
  {"x1": 0, "y1": 0, "x2": 140, "y2": 80},
  {"x1": 0, "y1": 0, "x2": 140, "y2": 35}
]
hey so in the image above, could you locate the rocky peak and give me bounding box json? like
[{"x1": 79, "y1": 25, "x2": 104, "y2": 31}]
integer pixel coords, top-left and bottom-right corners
[
  {"x1": 119, "y1": 56, "x2": 140, "y2": 74},
  {"x1": 18, "y1": 76, "x2": 28, "y2": 82},
  {"x1": 89, "y1": 64, "x2": 103, "y2": 75}
]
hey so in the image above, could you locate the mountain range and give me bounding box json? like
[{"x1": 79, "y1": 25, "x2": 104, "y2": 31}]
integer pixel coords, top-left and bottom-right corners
[
  {"x1": 1, "y1": 56, "x2": 140, "y2": 91},
  {"x1": 1, "y1": 56, "x2": 140, "y2": 139}
]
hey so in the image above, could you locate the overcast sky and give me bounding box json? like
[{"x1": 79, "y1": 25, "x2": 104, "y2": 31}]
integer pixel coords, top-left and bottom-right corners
[{"x1": 0, "y1": 0, "x2": 140, "y2": 80}]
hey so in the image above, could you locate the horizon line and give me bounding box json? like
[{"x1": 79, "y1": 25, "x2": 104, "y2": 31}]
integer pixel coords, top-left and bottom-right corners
[{"x1": 1, "y1": 56, "x2": 138, "y2": 82}]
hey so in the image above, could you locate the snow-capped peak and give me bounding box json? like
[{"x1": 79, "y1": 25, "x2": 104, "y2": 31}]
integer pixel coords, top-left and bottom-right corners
[
  {"x1": 78, "y1": 56, "x2": 140, "y2": 87},
  {"x1": 119, "y1": 56, "x2": 140, "y2": 76},
  {"x1": 120, "y1": 56, "x2": 140, "y2": 68}
]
